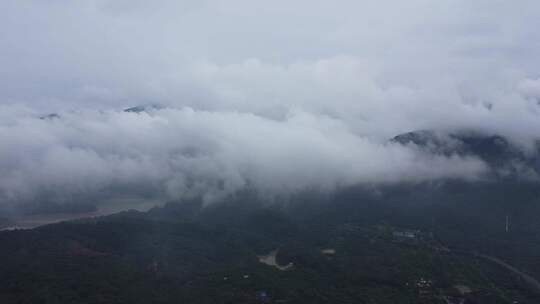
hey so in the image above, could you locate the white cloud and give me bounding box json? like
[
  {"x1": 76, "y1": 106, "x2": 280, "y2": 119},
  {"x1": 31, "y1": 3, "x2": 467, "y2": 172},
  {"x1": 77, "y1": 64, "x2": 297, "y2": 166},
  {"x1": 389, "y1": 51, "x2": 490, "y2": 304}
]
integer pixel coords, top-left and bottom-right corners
[
  {"x1": 0, "y1": 107, "x2": 486, "y2": 206},
  {"x1": 0, "y1": 0, "x2": 539, "y2": 208}
]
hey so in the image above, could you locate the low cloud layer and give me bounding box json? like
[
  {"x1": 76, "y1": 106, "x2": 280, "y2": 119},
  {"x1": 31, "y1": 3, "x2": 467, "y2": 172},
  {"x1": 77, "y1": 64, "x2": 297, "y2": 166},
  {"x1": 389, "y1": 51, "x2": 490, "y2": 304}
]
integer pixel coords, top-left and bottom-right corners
[
  {"x1": 0, "y1": 106, "x2": 486, "y2": 207},
  {"x1": 1, "y1": 1, "x2": 540, "y2": 210}
]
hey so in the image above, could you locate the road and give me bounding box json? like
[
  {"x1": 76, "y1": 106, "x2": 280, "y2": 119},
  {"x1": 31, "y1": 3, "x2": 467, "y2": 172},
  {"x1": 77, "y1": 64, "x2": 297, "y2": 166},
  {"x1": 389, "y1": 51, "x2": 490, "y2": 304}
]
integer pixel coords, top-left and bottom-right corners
[{"x1": 474, "y1": 253, "x2": 540, "y2": 295}]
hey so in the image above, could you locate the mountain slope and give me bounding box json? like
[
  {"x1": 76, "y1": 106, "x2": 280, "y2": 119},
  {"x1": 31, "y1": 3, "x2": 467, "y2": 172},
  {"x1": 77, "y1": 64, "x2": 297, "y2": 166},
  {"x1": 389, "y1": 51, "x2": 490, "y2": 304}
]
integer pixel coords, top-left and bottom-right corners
[{"x1": 393, "y1": 130, "x2": 540, "y2": 178}]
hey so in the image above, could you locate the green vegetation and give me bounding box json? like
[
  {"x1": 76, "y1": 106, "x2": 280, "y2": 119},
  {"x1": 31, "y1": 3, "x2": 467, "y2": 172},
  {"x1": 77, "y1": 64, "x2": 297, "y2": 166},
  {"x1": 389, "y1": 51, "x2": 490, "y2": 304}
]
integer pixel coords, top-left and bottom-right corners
[{"x1": 1, "y1": 182, "x2": 540, "y2": 303}]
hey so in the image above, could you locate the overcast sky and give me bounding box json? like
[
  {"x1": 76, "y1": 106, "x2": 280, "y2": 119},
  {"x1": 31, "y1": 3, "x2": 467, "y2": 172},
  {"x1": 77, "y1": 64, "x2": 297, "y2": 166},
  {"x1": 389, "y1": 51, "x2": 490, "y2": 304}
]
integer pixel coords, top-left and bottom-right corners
[{"x1": 1, "y1": 1, "x2": 540, "y2": 209}]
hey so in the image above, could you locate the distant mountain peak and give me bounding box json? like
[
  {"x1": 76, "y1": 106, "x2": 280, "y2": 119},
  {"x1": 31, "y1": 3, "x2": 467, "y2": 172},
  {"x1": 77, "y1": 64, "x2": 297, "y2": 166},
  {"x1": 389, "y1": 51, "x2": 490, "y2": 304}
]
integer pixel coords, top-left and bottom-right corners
[
  {"x1": 39, "y1": 113, "x2": 60, "y2": 120},
  {"x1": 392, "y1": 129, "x2": 539, "y2": 178},
  {"x1": 123, "y1": 104, "x2": 164, "y2": 113}
]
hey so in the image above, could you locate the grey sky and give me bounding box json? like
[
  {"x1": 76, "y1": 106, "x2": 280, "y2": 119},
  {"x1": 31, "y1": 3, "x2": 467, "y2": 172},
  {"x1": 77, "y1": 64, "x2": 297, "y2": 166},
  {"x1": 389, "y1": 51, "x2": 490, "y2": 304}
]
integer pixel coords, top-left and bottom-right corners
[{"x1": 1, "y1": 1, "x2": 539, "y2": 208}]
